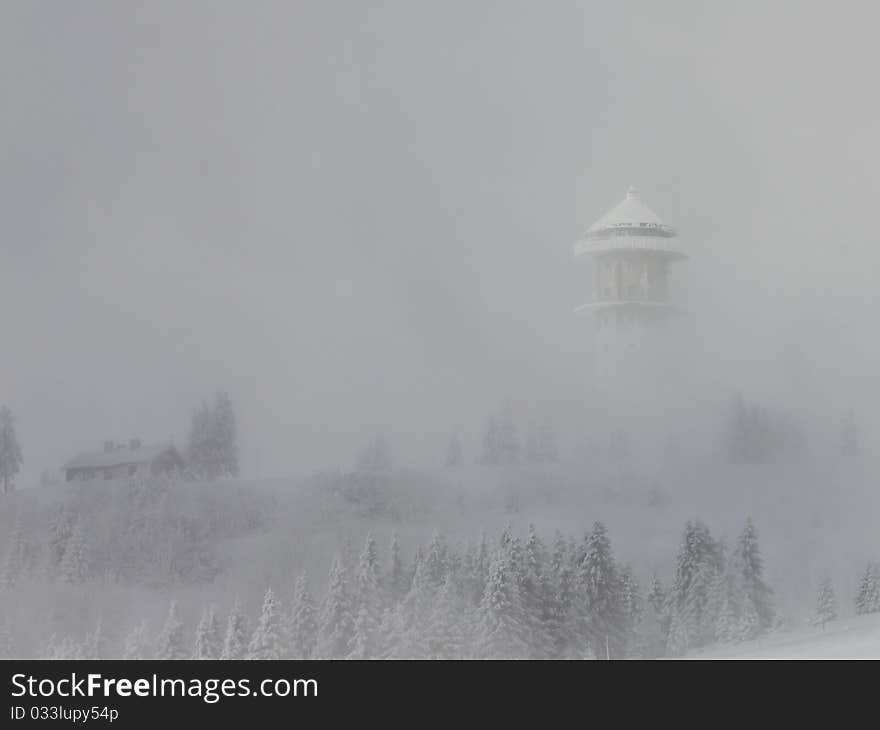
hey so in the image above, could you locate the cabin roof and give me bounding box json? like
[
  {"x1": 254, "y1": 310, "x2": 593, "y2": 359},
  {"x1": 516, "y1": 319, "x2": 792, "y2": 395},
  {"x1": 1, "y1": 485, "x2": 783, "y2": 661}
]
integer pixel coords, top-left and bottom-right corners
[{"x1": 64, "y1": 442, "x2": 177, "y2": 471}]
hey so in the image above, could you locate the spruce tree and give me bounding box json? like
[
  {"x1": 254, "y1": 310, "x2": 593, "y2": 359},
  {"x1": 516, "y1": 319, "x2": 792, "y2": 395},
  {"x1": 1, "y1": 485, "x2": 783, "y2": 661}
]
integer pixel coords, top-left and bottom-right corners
[
  {"x1": 732, "y1": 518, "x2": 773, "y2": 632},
  {"x1": 247, "y1": 588, "x2": 284, "y2": 660},
  {"x1": 854, "y1": 563, "x2": 880, "y2": 615},
  {"x1": 59, "y1": 519, "x2": 89, "y2": 584},
  {"x1": 474, "y1": 550, "x2": 529, "y2": 658},
  {"x1": 0, "y1": 518, "x2": 26, "y2": 589},
  {"x1": 123, "y1": 621, "x2": 151, "y2": 660},
  {"x1": 386, "y1": 533, "x2": 407, "y2": 605},
  {"x1": 423, "y1": 531, "x2": 449, "y2": 589},
  {"x1": 192, "y1": 606, "x2": 223, "y2": 659},
  {"x1": 45, "y1": 635, "x2": 83, "y2": 660},
  {"x1": 0, "y1": 406, "x2": 23, "y2": 494},
  {"x1": 315, "y1": 557, "x2": 354, "y2": 659},
  {"x1": 618, "y1": 564, "x2": 643, "y2": 655},
  {"x1": 546, "y1": 531, "x2": 576, "y2": 658},
  {"x1": 0, "y1": 620, "x2": 16, "y2": 659},
  {"x1": 349, "y1": 535, "x2": 382, "y2": 658},
  {"x1": 647, "y1": 575, "x2": 666, "y2": 614},
  {"x1": 577, "y1": 522, "x2": 623, "y2": 658},
  {"x1": 155, "y1": 601, "x2": 187, "y2": 660},
  {"x1": 814, "y1": 578, "x2": 837, "y2": 630},
  {"x1": 521, "y1": 524, "x2": 553, "y2": 658},
  {"x1": 385, "y1": 558, "x2": 435, "y2": 659},
  {"x1": 82, "y1": 618, "x2": 105, "y2": 660},
  {"x1": 220, "y1": 599, "x2": 249, "y2": 660},
  {"x1": 213, "y1": 391, "x2": 239, "y2": 478},
  {"x1": 425, "y1": 572, "x2": 465, "y2": 659},
  {"x1": 287, "y1": 574, "x2": 317, "y2": 659}
]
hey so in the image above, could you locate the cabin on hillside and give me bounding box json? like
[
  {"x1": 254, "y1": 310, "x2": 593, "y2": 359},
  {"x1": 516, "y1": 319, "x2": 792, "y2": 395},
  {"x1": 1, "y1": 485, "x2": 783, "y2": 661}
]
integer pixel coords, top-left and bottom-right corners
[{"x1": 63, "y1": 439, "x2": 184, "y2": 482}]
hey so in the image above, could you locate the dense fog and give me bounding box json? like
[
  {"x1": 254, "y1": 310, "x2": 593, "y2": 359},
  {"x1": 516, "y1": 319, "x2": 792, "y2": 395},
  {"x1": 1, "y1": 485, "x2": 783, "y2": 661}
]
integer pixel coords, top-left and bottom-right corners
[{"x1": 0, "y1": 1, "x2": 878, "y2": 659}]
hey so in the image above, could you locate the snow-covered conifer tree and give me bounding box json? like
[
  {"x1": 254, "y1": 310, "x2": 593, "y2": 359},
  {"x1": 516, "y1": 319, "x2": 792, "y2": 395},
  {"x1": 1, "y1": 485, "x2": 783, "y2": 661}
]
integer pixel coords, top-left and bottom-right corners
[
  {"x1": 247, "y1": 588, "x2": 284, "y2": 659},
  {"x1": 0, "y1": 406, "x2": 23, "y2": 494},
  {"x1": 386, "y1": 533, "x2": 407, "y2": 605},
  {"x1": 348, "y1": 535, "x2": 382, "y2": 658},
  {"x1": 123, "y1": 621, "x2": 151, "y2": 660},
  {"x1": 155, "y1": 601, "x2": 187, "y2": 660},
  {"x1": 813, "y1": 578, "x2": 837, "y2": 629},
  {"x1": 577, "y1": 522, "x2": 624, "y2": 657},
  {"x1": 192, "y1": 605, "x2": 223, "y2": 659},
  {"x1": 287, "y1": 574, "x2": 317, "y2": 659},
  {"x1": 731, "y1": 518, "x2": 773, "y2": 632},
  {"x1": 315, "y1": 557, "x2": 354, "y2": 659},
  {"x1": 474, "y1": 549, "x2": 529, "y2": 659},
  {"x1": 854, "y1": 563, "x2": 880, "y2": 615},
  {"x1": 82, "y1": 618, "x2": 105, "y2": 660},
  {"x1": 0, "y1": 620, "x2": 16, "y2": 659},
  {"x1": 59, "y1": 519, "x2": 89, "y2": 584},
  {"x1": 425, "y1": 573, "x2": 466, "y2": 659},
  {"x1": 220, "y1": 599, "x2": 249, "y2": 660},
  {"x1": 0, "y1": 517, "x2": 26, "y2": 589}
]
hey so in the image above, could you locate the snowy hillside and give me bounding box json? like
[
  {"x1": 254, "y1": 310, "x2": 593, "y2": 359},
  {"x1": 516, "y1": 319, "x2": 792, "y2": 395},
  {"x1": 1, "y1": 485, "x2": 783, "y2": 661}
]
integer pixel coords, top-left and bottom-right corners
[{"x1": 690, "y1": 612, "x2": 880, "y2": 659}]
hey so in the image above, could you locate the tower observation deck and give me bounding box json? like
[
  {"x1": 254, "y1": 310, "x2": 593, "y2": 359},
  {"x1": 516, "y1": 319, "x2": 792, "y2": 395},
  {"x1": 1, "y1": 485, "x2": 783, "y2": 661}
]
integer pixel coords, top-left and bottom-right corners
[{"x1": 573, "y1": 186, "x2": 687, "y2": 386}]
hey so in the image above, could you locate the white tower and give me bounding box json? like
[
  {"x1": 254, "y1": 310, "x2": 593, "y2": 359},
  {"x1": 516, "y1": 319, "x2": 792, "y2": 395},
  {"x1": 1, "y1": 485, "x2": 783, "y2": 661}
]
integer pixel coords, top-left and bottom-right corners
[{"x1": 573, "y1": 186, "x2": 687, "y2": 395}]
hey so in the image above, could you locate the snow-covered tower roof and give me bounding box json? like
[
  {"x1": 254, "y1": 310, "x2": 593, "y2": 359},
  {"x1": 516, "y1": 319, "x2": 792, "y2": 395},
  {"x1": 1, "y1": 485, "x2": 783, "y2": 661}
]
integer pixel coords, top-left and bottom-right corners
[{"x1": 573, "y1": 186, "x2": 684, "y2": 259}]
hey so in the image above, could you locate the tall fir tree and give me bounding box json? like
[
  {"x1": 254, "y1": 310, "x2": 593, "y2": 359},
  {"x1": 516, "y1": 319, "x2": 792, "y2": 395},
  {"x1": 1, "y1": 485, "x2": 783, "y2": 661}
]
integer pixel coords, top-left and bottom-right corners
[
  {"x1": 123, "y1": 621, "x2": 151, "y2": 660},
  {"x1": 348, "y1": 535, "x2": 382, "y2": 658},
  {"x1": 0, "y1": 619, "x2": 16, "y2": 659},
  {"x1": 474, "y1": 549, "x2": 529, "y2": 658},
  {"x1": 82, "y1": 618, "x2": 106, "y2": 660},
  {"x1": 187, "y1": 391, "x2": 239, "y2": 479},
  {"x1": 287, "y1": 574, "x2": 317, "y2": 659},
  {"x1": 192, "y1": 605, "x2": 223, "y2": 659},
  {"x1": 385, "y1": 558, "x2": 435, "y2": 659},
  {"x1": 220, "y1": 599, "x2": 249, "y2": 660},
  {"x1": 854, "y1": 563, "x2": 880, "y2": 615},
  {"x1": 316, "y1": 557, "x2": 354, "y2": 659},
  {"x1": 521, "y1": 524, "x2": 553, "y2": 658},
  {"x1": 248, "y1": 588, "x2": 284, "y2": 659},
  {"x1": 386, "y1": 533, "x2": 407, "y2": 605},
  {"x1": 59, "y1": 519, "x2": 89, "y2": 584},
  {"x1": 155, "y1": 602, "x2": 187, "y2": 660},
  {"x1": 813, "y1": 578, "x2": 837, "y2": 629},
  {"x1": 0, "y1": 517, "x2": 27, "y2": 589},
  {"x1": 425, "y1": 572, "x2": 466, "y2": 659},
  {"x1": 731, "y1": 518, "x2": 773, "y2": 632},
  {"x1": 577, "y1": 522, "x2": 624, "y2": 658},
  {"x1": 0, "y1": 406, "x2": 23, "y2": 494}
]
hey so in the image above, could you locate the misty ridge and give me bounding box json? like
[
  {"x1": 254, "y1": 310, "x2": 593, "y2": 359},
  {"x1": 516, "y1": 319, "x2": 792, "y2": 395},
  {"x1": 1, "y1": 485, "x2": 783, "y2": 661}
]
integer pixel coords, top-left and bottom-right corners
[{"x1": 1, "y1": 2, "x2": 879, "y2": 660}]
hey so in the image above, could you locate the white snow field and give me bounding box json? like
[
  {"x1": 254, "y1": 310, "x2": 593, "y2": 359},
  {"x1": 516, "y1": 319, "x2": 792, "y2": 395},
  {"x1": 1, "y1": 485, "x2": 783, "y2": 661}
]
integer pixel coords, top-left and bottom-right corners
[{"x1": 690, "y1": 612, "x2": 880, "y2": 659}]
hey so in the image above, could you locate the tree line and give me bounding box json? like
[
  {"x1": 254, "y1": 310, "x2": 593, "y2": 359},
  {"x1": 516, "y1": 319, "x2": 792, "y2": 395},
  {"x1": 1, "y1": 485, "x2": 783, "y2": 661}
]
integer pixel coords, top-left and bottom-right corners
[{"x1": 3, "y1": 518, "x2": 789, "y2": 659}]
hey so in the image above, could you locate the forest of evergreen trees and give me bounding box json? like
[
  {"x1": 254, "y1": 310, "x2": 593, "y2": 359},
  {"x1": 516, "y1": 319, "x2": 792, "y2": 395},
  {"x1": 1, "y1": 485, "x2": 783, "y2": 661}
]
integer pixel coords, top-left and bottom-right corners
[{"x1": 7, "y1": 512, "x2": 861, "y2": 659}]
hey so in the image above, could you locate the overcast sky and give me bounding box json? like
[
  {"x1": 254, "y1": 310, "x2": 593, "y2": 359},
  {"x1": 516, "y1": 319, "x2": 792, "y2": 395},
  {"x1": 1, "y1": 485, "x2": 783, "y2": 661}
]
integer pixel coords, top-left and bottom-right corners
[{"x1": 2, "y1": 1, "x2": 879, "y2": 482}]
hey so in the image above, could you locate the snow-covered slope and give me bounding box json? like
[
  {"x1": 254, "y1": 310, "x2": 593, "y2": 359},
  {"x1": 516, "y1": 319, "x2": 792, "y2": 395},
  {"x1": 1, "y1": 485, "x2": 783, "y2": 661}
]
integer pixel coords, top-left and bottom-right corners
[{"x1": 690, "y1": 613, "x2": 880, "y2": 659}]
